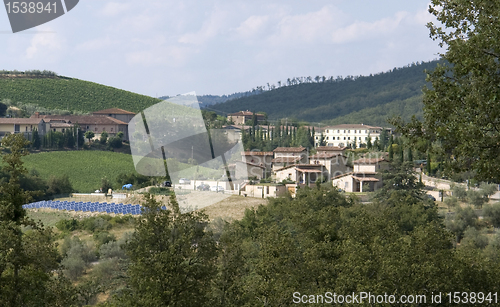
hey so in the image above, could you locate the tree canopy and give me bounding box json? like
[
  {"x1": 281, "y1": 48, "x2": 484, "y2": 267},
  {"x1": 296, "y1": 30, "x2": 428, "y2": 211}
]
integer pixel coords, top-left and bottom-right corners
[{"x1": 392, "y1": 0, "x2": 500, "y2": 182}]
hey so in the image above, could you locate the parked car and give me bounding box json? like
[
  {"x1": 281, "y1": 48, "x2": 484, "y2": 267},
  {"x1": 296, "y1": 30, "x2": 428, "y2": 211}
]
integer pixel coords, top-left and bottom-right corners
[
  {"x1": 179, "y1": 178, "x2": 191, "y2": 184},
  {"x1": 197, "y1": 183, "x2": 210, "y2": 191},
  {"x1": 210, "y1": 186, "x2": 225, "y2": 192},
  {"x1": 427, "y1": 194, "x2": 436, "y2": 201}
]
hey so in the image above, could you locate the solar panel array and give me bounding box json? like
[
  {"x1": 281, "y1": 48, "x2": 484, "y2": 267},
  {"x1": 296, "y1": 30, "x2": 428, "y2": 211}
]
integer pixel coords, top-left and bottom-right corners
[{"x1": 22, "y1": 200, "x2": 161, "y2": 215}]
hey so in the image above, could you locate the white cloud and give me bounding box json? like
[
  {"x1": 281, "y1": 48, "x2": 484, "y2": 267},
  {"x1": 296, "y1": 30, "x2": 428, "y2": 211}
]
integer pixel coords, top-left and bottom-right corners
[
  {"x1": 75, "y1": 37, "x2": 116, "y2": 51},
  {"x1": 25, "y1": 29, "x2": 64, "y2": 61},
  {"x1": 271, "y1": 5, "x2": 345, "y2": 44},
  {"x1": 99, "y1": 2, "x2": 131, "y2": 17},
  {"x1": 234, "y1": 15, "x2": 270, "y2": 38},
  {"x1": 331, "y1": 11, "x2": 408, "y2": 44},
  {"x1": 178, "y1": 8, "x2": 230, "y2": 45}
]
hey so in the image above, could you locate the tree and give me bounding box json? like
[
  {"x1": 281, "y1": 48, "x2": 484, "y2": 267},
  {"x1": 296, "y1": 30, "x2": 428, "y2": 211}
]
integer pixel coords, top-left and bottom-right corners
[
  {"x1": 85, "y1": 131, "x2": 95, "y2": 143},
  {"x1": 100, "y1": 131, "x2": 109, "y2": 144},
  {"x1": 392, "y1": 0, "x2": 500, "y2": 181},
  {"x1": 31, "y1": 128, "x2": 41, "y2": 149},
  {"x1": 0, "y1": 134, "x2": 75, "y2": 305},
  {"x1": 114, "y1": 194, "x2": 218, "y2": 306}
]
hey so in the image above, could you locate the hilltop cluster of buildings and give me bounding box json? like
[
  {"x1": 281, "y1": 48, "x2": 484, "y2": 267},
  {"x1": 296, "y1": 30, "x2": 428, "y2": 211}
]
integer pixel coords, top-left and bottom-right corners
[
  {"x1": 231, "y1": 145, "x2": 389, "y2": 193},
  {"x1": 0, "y1": 107, "x2": 390, "y2": 193},
  {"x1": 0, "y1": 108, "x2": 135, "y2": 140}
]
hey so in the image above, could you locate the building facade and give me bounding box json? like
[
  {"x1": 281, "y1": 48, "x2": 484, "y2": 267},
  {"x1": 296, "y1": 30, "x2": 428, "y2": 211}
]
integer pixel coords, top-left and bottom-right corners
[{"x1": 315, "y1": 124, "x2": 389, "y2": 147}]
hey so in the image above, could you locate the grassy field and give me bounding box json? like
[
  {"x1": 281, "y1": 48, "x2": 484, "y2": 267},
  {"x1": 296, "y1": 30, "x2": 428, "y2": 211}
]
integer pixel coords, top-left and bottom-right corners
[
  {"x1": 23, "y1": 151, "x2": 137, "y2": 193},
  {"x1": 22, "y1": 151, "x2": 228, "y2": 193},
  {"x1": 0, "y1": 76, "x2": 161, "y2": 113}
]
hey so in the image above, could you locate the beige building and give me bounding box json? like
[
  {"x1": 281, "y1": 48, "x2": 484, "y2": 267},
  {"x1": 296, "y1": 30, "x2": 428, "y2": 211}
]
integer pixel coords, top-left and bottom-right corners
[
  {"x1": 272, "y1": 146, "x2": 308, "y2": 171},
  {"x1": 229, "y1": 161, "x2": 265, "y2": 180},
  {"x1": 92, "y1": 108, "x2": 136, "y2": 123},
  {"x1": 0, "y1": 118, "x2": 46, "y2": 138},
  {"x1": 315, "y1": 124, "x2": 390, "y2": 147},
  {"x1": 352, "y1": 157, "x2": 390, "y2": 173},
  {"x1": 332, "y1": 156, "x2": 388, "y2": 192},
  {"x1": 227, "y1": 111, "x2": 266, "y2": 125},
  {"x1": 274, "y1": 164, "x2": 327, "y2": 184},
  {"x1": 241, "y1": 151, "x2": 273, "y2": 175},
  {"x1": 32, "y1": 114, "x2": 129, "y2": 140},
  {"x1": 315, "y1": 146, "x2": 346, "y2": 155},
  {"x1": 309, "y1": 153, "x2": 350, "y2": 180}
]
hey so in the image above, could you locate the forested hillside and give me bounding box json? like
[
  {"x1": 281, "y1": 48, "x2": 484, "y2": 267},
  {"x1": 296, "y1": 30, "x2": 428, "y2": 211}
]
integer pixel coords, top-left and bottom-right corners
[
  {"x1": 209, "y1": 60, "x2": 440, "y2": 125},
  {"x1": 0, "y1": 74, "x2": 161, "y2": 114}
]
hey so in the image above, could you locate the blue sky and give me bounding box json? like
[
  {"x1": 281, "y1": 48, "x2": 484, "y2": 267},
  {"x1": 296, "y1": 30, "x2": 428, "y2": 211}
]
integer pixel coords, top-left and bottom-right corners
[{"x1": 0, "y1": 0, "x2": 442, "y2": 97}]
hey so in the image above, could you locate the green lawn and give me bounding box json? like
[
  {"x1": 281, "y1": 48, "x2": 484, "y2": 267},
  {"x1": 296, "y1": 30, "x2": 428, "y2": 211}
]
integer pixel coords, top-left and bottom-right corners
[
  {"x1": 22, "y1": 150, "x2": 226, "y2": 193},
  {"x1": 23, "y1": 151, "x2": 137, "y2": 193}
]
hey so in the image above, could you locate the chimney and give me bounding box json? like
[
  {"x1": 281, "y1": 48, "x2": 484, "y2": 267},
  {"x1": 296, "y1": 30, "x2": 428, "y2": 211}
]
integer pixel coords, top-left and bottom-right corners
[{"x1": 34, "y1": 112, "x2": 40, "y2": 118}]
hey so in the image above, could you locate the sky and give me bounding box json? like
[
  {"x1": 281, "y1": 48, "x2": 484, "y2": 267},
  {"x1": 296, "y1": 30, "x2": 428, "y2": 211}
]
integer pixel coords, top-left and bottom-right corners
[{"x1": 0, "y1": 0, "x2": 443, "y2": 97}]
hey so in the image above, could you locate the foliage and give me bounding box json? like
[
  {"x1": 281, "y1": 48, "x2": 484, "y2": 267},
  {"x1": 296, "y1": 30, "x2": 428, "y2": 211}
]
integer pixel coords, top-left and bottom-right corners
[
  {"x1": 445, "y1": 206, "x2": 478, "y2": 243},
  {"x1": 211, "y1": 61, "x2": 437, "y2": 125},
  {"x1": 85, "y1": 131, "x2": 95, "y2": 142},
  {"x1": 113, "y1": 194, "x2": 218, "y2": 306},
  {"x1": 0, "y1": 76, "x2": 161, "y2": 114},
  {"x1": 109, "y1": 136, "x2": 123, "y2": 148},
  {"x1": 483, "y1": 203, "x2": 500, "y2": 228},
  {"x1": 47, "y1": 174, "x2": 73, "y2": 195},
  {"x1": 22, "y1": 151, "x2": 137, "y2": 192},
  {"x1": 0, "y1": 134, "x2": 74, "y2": 305},
  {"x1": 392, "y1": 1, "x2": 500, "y2": 181},
  {"x1": 148, "y1": 187, "x2": 173, "y2": 195}
]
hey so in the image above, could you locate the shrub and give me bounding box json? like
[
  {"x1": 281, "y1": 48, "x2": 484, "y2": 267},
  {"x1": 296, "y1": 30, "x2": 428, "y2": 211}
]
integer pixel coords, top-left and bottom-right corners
[
  {"x1": 55, "y1": 218, "x2": 79, "y2": 232},
  {"x1": 483, "y1": 203, "x2": 500, "y2": 227},
  {"x1": 47, "y1": 174, "x2": 73, "y2": 195},
  {"x1": 99, "y1": 241, "x2": 126, "y2": 259},
  {"x1": 109, "y1": 136, "x2": 122, "y2": 148},
  {"x1": 93, "y1": 231, "x2": 116, "y2": 248}
]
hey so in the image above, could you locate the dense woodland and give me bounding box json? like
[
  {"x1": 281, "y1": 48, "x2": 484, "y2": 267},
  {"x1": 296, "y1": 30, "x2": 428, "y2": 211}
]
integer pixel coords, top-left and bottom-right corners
[
  {"x1": 2, "y1": 133, "x2": 500, "y2": 306},
  {"x1": 209, "y1": 60, "x2": 440, "y2": 126}
]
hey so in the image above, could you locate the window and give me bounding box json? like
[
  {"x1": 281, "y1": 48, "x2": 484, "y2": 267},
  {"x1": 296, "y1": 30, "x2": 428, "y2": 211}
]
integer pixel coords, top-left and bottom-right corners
[
  {"x1": 365, "y1": 137, "x2": 368, "y2": 140},
  {"x1": 348, "y1": 130, "x2": 350, "y2": 133},
  {"x1": 337, "y1": 130, "x2": 339, "y2": 133},
  {"x1": 86, "y1": 125, "x2": 89, "y2": 130},
  {"x1": 337, "y1": 137, "x2": 340, "y2": 140},
  {"x1": 25, "y1": 126, "x2": 28, "y2": 131},
  {"x1": 344, "y1": 137, "x2": 346, "y2": 140},
  {"x1": 95, "y1": 127, "x2": 98, "y2": 131},
  {"x1": 62, "y1": 129, "x2": 65, "y2": 133},
  {"x1": 354, "y1": 130, "x2": 356, "y2": 134},
  {"x1": 326, "y1": 136, "x2": 329, "y2": 140},
  {"x1": 348, "y1": 137, "x2": 350, "y2": 140},
  {"x1": 359, "y1": 137, "x2": 361, "y2": 140},
  {"x1": 111, "y1": 128, "x2": 113, "y2": 132}
]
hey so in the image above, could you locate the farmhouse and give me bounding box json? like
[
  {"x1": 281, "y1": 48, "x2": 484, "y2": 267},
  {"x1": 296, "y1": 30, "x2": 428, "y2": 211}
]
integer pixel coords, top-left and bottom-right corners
[
  {"x1": 331, "y1": 156, "x2": 388, "y2": 192},
  {"x1": 32, "y1": 113, "x2": 129, "y2": 140},
  {"x1": 274, "y1": 164, "x2": 328, "y2": 185},
  {"x1": 0, "y1": 117, "x2": 46, "y2": 138},
  {"x1": 227, "y1": 111, "x2": 266, "y2": 125}
]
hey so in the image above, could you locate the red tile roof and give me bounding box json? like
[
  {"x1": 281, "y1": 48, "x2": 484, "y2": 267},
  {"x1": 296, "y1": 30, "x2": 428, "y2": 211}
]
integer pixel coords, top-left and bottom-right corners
[
  {"x1": 35, "y1": 115, "x2": 128, "y2": 125},
  {"x1": 242, "y1": 151, "x2": 274, "y2": 156},
  {"x1": 0, "y1": 118, "x2": 44, "y2": 124},
  {"x1": 273, "y1": 146, "x2": 306, "y2": 152},
  {"x1": 92, "y1": 108, "x2": 135, "y2": 115}
]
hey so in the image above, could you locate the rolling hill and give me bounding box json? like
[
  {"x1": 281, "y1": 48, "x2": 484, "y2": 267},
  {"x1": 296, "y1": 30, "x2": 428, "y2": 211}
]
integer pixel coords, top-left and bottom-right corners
[
  {"x1": 208, "y1": 60, "x2": 441, "y2": 127},
  {"x1": 0, "y1": 75, "x2": 161, "y2": 114}
]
